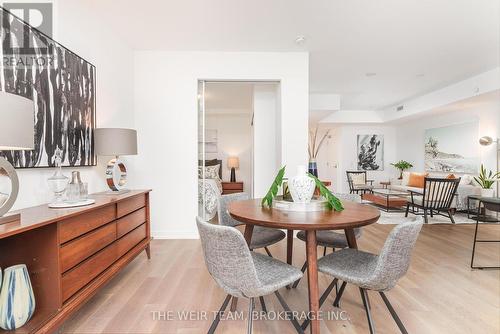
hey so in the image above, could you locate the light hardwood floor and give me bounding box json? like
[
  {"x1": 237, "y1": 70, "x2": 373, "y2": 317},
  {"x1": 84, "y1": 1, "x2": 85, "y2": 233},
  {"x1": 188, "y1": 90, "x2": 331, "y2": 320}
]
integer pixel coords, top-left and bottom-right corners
[{"x1": 61, "y1": 223, "x2": 500, "y2": 334}]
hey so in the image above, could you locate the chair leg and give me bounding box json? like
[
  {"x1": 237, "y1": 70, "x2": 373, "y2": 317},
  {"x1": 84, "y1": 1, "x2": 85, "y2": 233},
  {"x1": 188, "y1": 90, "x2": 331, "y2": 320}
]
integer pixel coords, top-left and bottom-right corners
[
  {"x1": 292, "y1": 261, "x2": 307, "y2": 288},
  {"x1": 208, "y1": 294, "x2": 232, "y2": 334},
  {"x1": 259, "y1": 296, "x2": 267, "y2": 313},
  {"x1": 471, "y1": 219, "x2": 480, "y2": 268},
  {"x1": 323, "y1": 246, "x2": 327, "y2": 256},
  {"x1": 448, "y1": 209, "x2": 456, "y2": 224},
  {"x1": 247, "y1": 298, "x2": 254, "y2": 334},
  {"x1": 379, "y1": 292, "x2": 408, "y2": 334},
  {"x1": 274, "y1": 291, "x2": 305, "y2": 334},
  {"x1": 430, "y1": 209, "x2": 433, "y2": 217},
  {"x1": 264, "y1": 247, "x2": 273, "y2": 257},
  {"x1": 423, "y1": 210, "x2": 429, "y2": 224},
  {"x1": 333, "y1": 281, "x2": 347, "y2": 307},
  {"x1": 359, "y1": 288, "x2": 376, "y2": 334},
  {"x1": 405, "y1": 203, "x2": 410, "y2": 217}
]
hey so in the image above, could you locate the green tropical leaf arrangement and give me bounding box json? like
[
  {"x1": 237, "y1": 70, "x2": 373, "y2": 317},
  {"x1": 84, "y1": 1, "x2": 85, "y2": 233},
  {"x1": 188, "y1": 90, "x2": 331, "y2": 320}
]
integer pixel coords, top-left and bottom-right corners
[
  {"x1": 261, "y1": 166, "x2": 286, "y2": 207},
  {"x1": 474, "y1": 164, "x2": 500, "y2": 189},
  {"x1": 308, "y1": 173, "x2": 344, "y2": 211}
]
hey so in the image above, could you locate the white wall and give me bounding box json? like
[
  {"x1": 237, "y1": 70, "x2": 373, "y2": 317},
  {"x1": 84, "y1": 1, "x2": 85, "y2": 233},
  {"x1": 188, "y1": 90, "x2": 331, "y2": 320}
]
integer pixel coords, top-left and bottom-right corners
[
  {"x1": 12, "y1": 1, "x2": 135, "y2": 210},
  {"x1": 132, "y1": 52, "x2": 309, "y2": 238},
  {"x1": 395, "y1": 101, "x2": 500, "y2": 175},
  {"x1": 253, "y1": 84, "x2": 279, "y2": 197},
  {"x1": 205, "y1": 113, "x2": 253, "y2": 193}
]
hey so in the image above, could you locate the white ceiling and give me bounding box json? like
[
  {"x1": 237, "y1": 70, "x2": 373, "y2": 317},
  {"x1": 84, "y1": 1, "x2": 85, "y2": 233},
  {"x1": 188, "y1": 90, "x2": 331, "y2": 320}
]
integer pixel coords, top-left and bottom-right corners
[{"x1": 87, "y1": 0, "x2": 499, "y2": 110}]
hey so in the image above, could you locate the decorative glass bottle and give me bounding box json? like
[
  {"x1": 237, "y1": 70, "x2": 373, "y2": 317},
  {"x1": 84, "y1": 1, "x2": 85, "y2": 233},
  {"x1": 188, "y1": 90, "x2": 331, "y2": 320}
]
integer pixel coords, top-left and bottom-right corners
[{"x1": 47, "y1": 149, "x2": 68, "y2": 204}]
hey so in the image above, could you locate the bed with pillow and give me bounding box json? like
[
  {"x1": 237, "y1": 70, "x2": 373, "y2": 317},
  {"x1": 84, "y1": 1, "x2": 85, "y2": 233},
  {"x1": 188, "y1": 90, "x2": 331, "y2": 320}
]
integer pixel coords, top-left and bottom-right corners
[
  {"x1": 198, "y1": 159, "x2": 223, "y2": 220},
  {"x1": 390, "y1": 172, "x2": 480, "y2": 211}
]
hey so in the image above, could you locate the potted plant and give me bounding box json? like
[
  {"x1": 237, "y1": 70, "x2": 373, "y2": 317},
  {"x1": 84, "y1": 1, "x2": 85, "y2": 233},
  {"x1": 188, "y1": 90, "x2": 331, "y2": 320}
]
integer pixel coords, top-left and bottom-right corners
[
  {"x1": 474, "y1": 164, "x2": 500, "y2": 197},
  {"x1": 391, "y1": 160, "x2": 413, "y2": 179}
]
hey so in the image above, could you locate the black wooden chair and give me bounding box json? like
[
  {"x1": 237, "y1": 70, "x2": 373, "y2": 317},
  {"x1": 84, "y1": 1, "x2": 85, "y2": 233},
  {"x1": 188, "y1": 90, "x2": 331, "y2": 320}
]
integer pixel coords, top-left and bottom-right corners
[
  {"x1": 405, "y1": 177, "x2": 460, "y2": 224},
  {"x1": 346, "y1": 171, "x2": 374, "y2": 194}
]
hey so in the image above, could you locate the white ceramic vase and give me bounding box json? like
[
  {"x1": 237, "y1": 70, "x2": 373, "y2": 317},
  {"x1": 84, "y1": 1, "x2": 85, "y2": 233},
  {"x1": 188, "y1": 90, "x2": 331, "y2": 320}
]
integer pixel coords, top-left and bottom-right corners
[
  {"x1": 289, "y1": 165, "x2": 316, "y2": 203},
  {"x1": 480, "y1": 188, "x2": 495, "y2": 197},
  {"x1": 0, "y1": 264, "x2": 35, "y2": 330}
]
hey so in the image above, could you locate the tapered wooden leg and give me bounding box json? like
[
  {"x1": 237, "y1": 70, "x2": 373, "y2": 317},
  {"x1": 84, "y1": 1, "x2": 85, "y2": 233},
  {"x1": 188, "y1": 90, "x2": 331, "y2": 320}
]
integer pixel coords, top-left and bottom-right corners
[
  {"x1": 286, "y1": 229, "x2": 294, "y2": 289},
  {"x1": 344, "y1": 228, "x2": 358, "y2": 249},
  {"x1": 305, "y1": 230, "x2": 320, "y2": 334},
  {"x1": 231, "y1": 225, "x2": 255, "y2": 311},
  {"x1": 145, "y1": 244, "x2": 151, "y2": 259}
]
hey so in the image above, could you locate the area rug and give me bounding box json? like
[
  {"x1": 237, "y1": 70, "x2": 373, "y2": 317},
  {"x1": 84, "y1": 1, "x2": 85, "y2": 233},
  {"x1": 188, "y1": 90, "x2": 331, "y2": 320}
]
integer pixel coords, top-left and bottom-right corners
[{"x1": 374, "y1": 208, "x2": 474, "y2": 225}]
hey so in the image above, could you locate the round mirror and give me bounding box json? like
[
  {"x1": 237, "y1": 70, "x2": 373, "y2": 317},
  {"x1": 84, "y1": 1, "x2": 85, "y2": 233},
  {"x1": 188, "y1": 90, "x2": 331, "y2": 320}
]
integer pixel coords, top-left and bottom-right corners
[{"x1": 0, "y1": 157, "x2": 19, "y2": 217}]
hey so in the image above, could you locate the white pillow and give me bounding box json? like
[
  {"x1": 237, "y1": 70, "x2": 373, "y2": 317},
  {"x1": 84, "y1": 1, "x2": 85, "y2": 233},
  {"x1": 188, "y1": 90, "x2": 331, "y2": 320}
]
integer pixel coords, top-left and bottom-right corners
[
  {"x1": 198, "y1": 164, "x2": 221, "y2": 180},
  {"x1": 460, "y1": 175, "x2": 473, "y2": 186},
  {"x1": 350, "y1": 173, "x2": 366, "y2": 185}
]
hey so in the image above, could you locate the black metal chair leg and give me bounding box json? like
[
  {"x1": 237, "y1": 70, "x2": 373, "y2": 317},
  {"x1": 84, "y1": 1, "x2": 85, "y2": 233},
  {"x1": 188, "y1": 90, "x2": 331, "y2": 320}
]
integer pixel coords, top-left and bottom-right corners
[
  {"x1": 264, "y1": 247, "x2": 273, "y2": 257},
  {"x1": 471, "y1": 219, "x2": 480, "y2": 268},
  {"x1": 208, "y1": 294, "x2": 232, "y2": 334},
  {"x1": 247, "y1": 298, "x2": 254, "y2": 334},
  {"x1": 323, "y1": 246, "x2": 327, "y2": 256},
  {"x1": 359, "y1": 288, "x2": 376, "y2": 334},
  {"x1": 333, "y1": 281, "x2": 347, "y2": 307},
  {"x1": 379, "y1": 292, "x2": 408, "y2": 334},
  {"x1": 259, "y1": 296, "x2": 267, "y2": 313},
  {"x1": 405, "y1": 203, "x2": 410, "y2": 217},
  {"x1": 423, "y1": 210, "x2": 428, "y2": 224},
  {"x1": 292, "y1": 261, "x2": 307, "y2": 288},
  {"x1": 274, "y1": 291, "x2": 305, "y2": 334}
]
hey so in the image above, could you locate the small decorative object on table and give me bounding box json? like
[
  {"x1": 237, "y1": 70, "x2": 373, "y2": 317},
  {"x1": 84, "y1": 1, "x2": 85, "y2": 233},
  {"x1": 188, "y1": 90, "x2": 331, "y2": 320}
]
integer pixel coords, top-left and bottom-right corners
[
  {"x1": 289, "y1": 165, "x2": 316, "y2": 203},
  {"x1": 47, "y1": 149, "x2": 69, "y2": 204},
  {"x1": 390, "y1": 160, "x2": 413, "y2": 179},
  {"x1": 262, "y1": 166, "x2": 343, "y2": 212},
  {"x1": 0, "y1": 264, "x2": 35, "y2": 330},
  {"x1": 48, "y1": 170, "x2": 95, "y2": 208},
  {"x1": 308, "y1": 127, "x2": 329, "y2": 177},
  {"x1": 474, "y1": 164, "x2": 500, "y2": 197}
]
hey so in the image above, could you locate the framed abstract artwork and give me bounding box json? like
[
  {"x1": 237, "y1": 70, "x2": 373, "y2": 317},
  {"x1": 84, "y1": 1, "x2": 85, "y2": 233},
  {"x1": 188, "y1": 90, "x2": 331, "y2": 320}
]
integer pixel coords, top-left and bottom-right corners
[
  {"x1": 424, "y1": 122, "x2": 479, "y2": 174},
  {"x1": 357, "y1": 134, "x2": 384, "y2": 171},
  {"x1": 0, "y1": 6, "x2": 96, "y2": 168}
]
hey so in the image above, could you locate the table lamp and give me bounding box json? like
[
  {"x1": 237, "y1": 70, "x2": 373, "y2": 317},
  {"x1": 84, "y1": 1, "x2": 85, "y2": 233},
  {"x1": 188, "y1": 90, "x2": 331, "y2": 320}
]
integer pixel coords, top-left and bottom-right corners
[
  {"x1": 95, "y1": 128, "x2": 138, "y2": 194},
  {"x1": 0, "y1": 91, "x2": 34, "y2": 224},
  {"x1": 227, "y1": 156, "x2": 239, "y2": 182},
  {"x1": 479, "y1": 136, "x2": 499, "y2": 197}
]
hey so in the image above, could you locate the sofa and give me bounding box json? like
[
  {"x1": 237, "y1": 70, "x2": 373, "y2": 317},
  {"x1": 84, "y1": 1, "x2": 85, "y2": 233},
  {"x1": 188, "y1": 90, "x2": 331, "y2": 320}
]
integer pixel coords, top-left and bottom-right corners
[{"x1": 389, "y1": 172, "x2": 481, "y2": 211}]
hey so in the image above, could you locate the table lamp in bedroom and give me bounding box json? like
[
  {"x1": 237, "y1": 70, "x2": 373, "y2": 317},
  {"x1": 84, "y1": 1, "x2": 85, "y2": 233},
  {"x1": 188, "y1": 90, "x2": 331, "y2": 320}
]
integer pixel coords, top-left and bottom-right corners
[
  {"x1": 95, "y1": 128, "x2": 138, "y2": 194},
  {"x1": 228, "y1": 156, "x2": 239, "y2": 182},
  {"x1": 0, "y1": 91, "x2": 34, "y2": 224}
]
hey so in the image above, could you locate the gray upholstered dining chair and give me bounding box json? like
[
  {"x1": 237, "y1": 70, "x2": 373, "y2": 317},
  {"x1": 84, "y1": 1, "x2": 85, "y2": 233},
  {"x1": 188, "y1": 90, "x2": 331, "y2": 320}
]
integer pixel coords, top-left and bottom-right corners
[
  {"x1": 303, "y1": 217, "x2": 423, "y2": 334},
  {"x1": 196, "y1": 217, "x2": 304, "y2": 334},
  {"x1": 218, "y1": 192, "x2": 286, "y2": 256},
  {"x1": 292, "y1": 193, "x2": 363, "y2": 288}
]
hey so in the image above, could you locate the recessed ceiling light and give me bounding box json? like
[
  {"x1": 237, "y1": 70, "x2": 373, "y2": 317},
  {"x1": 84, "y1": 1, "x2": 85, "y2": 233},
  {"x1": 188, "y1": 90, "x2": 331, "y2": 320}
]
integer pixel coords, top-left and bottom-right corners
[
  {"x1": 295, "y1": 35, "x2": 306, "y2": 45},
  {"x1": 365, "y1": 72, "x2": 377, "y2": 77}
]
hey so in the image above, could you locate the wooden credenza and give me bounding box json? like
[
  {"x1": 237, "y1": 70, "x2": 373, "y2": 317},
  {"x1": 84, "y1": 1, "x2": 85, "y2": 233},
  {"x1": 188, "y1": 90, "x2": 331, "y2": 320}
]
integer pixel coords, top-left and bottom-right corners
[{"x1": 0, "y1": 190, "x2": 151, "y2": 333}]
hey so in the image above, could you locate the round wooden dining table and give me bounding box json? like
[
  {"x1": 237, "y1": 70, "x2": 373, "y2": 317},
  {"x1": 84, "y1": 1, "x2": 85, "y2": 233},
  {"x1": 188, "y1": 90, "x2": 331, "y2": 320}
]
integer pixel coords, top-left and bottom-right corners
[{"x1": 229, "y1": 199, "x2": 381, "y2": 334}]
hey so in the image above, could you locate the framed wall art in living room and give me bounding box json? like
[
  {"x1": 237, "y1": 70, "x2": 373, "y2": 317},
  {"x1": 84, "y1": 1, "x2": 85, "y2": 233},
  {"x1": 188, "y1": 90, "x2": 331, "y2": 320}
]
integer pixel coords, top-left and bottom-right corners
[
  {"x1": 0, "y1": 6, "x2": 96, "y2": 168},
  {"x1": 357, "y1": 134, "x2": 384, "y2": 171}
]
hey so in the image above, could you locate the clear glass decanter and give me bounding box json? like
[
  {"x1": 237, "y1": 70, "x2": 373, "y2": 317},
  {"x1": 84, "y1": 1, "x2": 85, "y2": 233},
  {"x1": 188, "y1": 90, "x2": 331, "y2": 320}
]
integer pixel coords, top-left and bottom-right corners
[{"x1": 47, "y1": 149, "x2": 68, "y2": 203}]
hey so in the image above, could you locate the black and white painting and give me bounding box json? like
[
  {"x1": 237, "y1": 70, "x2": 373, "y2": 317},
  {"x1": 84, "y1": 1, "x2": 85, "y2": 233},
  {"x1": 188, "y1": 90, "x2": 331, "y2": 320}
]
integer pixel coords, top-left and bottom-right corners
[
  {"x1": 357, "y1": 135, "x2": 384, "y2": 171},
  {"x1": 424, "y1": 122, "x2": 479, "y2": 173},
  {"x1": 0, "y1": 7, "x2": 96, "y2": 168}
]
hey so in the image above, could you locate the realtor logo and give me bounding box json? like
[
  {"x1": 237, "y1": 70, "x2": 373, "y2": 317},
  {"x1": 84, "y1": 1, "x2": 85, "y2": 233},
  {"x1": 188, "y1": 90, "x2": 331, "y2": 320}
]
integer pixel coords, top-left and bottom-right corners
[{"x1": 1, "y1": 2, "x2": 53, "y2": 55}]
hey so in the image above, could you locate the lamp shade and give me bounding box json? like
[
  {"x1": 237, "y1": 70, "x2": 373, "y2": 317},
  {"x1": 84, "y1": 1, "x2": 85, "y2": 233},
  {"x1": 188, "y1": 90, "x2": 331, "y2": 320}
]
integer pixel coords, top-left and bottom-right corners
[
  {"x1": 95, "y1": 128, "x2": 138, "y2": 156},
  {"x1": 0, "y1": 92, "x2": 34, "y2": 150},
  {"x1": 227, "y1": 156, "x2": 239, "y2": 169}
]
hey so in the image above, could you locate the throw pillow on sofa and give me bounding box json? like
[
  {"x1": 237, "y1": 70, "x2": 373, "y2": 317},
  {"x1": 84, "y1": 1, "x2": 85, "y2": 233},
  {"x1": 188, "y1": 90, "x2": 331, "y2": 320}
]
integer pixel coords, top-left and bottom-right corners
[{"x1": 408, "y1": 172, "x2": 428, "y2": 188}]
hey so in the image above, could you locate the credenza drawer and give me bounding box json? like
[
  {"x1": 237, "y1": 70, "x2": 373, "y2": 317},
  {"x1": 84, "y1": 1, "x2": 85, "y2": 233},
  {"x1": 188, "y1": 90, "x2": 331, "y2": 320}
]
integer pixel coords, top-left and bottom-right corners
[
  {"x1": 60, "y1": 222, "x2": 117, "y2": 273},
  {"x1": 117, "y1": 194, "x2": 146, "y2": 218},
  {"x1": 116, "y1": 223, "x2": 147, "y2": 258},
  {"x1": 117, "y1": 207, "x2": 146, "y2": 238},
  {"x1": 59, "y1": 205, "x2": 116, "y2": 244},
  {"x1": 62, "y1": 243, "x2": 118, "y2": 302}
]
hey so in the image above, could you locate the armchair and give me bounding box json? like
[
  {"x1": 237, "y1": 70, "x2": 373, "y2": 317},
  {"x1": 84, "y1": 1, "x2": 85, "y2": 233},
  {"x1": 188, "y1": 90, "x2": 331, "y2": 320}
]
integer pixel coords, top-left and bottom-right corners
[
  {"x1": 405, "y1": 177, "x2": 460, "y2": 224},
  {"x1": 346, "y1": 171, "x2": 374, "y2": 194}
]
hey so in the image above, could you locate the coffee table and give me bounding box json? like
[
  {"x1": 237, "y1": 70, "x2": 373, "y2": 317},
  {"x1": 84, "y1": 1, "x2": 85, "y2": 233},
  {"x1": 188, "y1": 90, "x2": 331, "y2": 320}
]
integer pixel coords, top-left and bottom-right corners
[{"x1": 363, "y1": 188, "x2": 409, "y2": 212}]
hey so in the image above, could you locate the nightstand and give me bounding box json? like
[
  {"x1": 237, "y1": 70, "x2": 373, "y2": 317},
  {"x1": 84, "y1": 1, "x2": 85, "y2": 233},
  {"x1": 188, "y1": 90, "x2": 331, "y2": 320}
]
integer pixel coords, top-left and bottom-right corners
[{"x1": 222, "y1": 182, "x2": 244, "y2": 195}]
